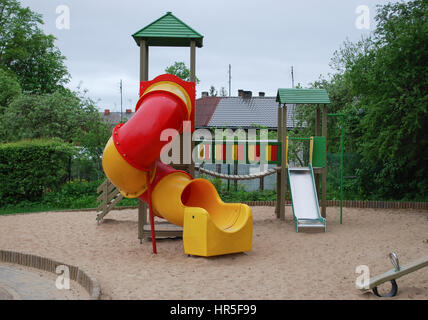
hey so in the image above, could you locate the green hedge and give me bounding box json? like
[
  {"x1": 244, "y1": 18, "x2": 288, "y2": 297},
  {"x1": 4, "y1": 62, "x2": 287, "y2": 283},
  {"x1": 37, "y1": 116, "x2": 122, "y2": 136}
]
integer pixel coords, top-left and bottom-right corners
[{"x1": 0, "y1": 139, "x2": 74, "y2": 204}]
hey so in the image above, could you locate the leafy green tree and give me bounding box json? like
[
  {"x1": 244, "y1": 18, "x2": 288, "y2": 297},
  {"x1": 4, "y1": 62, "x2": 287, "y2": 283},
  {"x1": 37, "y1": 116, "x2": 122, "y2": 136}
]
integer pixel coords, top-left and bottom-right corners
[
  {"x1": 0, "y1": 87, "x2": 112, "y2": 180},
  {"x1": 0, "y1": 68, "x2": 21, "y2": 112},
  {"x1": 292, "y1": 0, "x2": 427, "y2": 201},
  {"x1": 165, "y1": 61, "x2": 200, "y2": 84},
  {"x1": 0, "y1": 87, "x2": 103, "y2": 143},
  {"x1": 209, "y1": 85, "x2": 217, "y2": 97},
  {"x1": 75, "y1": 107, "x2": 112, "y2": 179},
  {"x1": 0, "y1": 0, "x2": 69, "y2": 93},
  {"x1": 347, "y1": 0, "x2": 428, "y2": 200},
  {"x1": 296, "y1": 0, "x2": 427, "y2": 201},
  {"x1": 0, "y1": 90, "x2": 80, "y2": 142}
]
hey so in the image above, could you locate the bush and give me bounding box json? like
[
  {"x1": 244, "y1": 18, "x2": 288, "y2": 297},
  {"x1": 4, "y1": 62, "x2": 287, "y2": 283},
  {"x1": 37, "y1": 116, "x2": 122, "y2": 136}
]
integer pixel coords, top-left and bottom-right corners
[
  {"x1": 201, "y1": 175, "x2": 277, "y2": 203},
  {"x1": 0, "y1": 139, "x2": 74, "y2": 204},
  {"x1": 41, "y1": 179, "x2": 101, "y2": 209}
]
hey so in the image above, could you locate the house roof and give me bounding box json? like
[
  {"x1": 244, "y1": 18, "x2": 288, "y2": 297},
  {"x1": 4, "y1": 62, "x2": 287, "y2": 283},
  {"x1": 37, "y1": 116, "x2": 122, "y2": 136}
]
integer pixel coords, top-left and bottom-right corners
[
  {"x1": 102, "y1": 97, "x2": 301, "y2": 129},
  {"x1": 195, "y1": 97, "x2": 221, "y2": 126},
  {"x1": 100, "y1": 112, "x2": 134, "y2": 126},
  {"x1": 132, "y1": 12, "x2": 204, "y2": 47},
  {"x1": 197, "y1": 96, "x2": 299, "y2": 129},
  {"x1": 276, "y1": 88, "x2": 331, "y2": 104}
]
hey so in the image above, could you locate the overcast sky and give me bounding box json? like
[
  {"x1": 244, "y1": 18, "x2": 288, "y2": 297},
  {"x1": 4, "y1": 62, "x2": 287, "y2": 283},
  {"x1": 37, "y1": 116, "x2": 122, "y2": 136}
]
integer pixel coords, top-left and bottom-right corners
[{"x1": 20, "y1": 0, "x2": 390, "y2": 111}]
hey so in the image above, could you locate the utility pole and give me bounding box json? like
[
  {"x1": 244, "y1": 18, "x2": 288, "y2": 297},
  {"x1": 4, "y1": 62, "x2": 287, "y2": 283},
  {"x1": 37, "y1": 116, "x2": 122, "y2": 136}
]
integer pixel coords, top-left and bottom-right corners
[
  {"x1": 120, "y1": 79, "x2": 123, "y2": 123},
  {"x1": 291, "y1": 66, "x2": 295, "y2": 88},
  {"x1": 228, "y1": 64, "x2": 231, "y2": 97}
]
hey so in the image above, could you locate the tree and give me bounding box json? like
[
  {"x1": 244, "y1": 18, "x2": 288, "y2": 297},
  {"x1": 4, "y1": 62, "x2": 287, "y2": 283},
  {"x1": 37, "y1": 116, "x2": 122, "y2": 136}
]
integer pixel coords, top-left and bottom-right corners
[
  {"x1": 209, "y1": 85, "x2": 217, "y2": 97},
  {"x1": 165, "y1": 61, "x2": 200, "y2": 84},
  {"x1": 0, "y1": 0, "x2": 69, "y2": 93},
  {"x1": 0, "y1": 91, "x2": 78, "y2": 142},
  {"x1": 219, "y1": 87, "x2": 228, "y2": 97},
  {"x1": 0, "y1": 87, "x2": 105, "y2": 144},
  {"x1": 293, "y1": 0, "x2": 427, "y2": 201},
  {"x1": 298, "y1": 0, "x2": 427, "y2": 201},
  {"x1": 347, "y1": 0, "x2": 428, "y2": 200},
  {"x1": 75, "y1": 93, "x2": 112, "y2": 179},
  {"x1": 0, "y1": 68, "x2": 21, "y2": 112}
]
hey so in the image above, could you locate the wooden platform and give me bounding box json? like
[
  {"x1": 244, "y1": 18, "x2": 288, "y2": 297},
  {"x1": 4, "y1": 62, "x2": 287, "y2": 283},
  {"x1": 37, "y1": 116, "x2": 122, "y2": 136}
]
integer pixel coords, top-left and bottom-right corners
[{"x1": 142, "y1": 222, "x2": 183, "y2": 240}]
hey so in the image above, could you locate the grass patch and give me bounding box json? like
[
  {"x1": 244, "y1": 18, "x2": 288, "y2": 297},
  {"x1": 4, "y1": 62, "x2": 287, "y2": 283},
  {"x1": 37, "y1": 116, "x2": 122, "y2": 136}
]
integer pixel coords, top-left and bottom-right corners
[
  {"x1": 0, "y1": 204, "x2": 67, "y2": 215},
  {"x1": 0, "y1": 178, "x2": 279, "y2": 215}
]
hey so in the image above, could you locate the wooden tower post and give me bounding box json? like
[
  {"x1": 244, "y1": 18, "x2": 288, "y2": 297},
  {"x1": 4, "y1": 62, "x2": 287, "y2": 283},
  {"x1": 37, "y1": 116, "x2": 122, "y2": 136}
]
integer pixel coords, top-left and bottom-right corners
[{"x1": 132, "y1": 12, "x2": 204, "y2": 241}]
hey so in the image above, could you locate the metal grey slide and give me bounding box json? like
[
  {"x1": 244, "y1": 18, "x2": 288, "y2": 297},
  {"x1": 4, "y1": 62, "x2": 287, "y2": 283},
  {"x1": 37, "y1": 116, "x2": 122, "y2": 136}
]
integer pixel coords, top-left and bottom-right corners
[{"x1": 288, "y1": 166, "x2": 326, "y2": 232}]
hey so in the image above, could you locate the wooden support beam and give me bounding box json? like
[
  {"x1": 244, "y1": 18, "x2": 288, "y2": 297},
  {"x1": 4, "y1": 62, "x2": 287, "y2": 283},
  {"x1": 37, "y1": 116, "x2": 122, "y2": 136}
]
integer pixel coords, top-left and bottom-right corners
[
  {"x1": 275, "y1": 105, "x2": 283, "y2": 218},
  {"x1": 189, "y1": 40, "x2": 196, "y2": 178},
  {"x1": 140, "y1": 39, "x2": 148, "y2": 82},
  {"x1": 138, "y1": 200, "x2": 146, "y2": 244},
  {"x1": 315, "y1": 105, "x2": 321, "y2": 136},
  {"x1": 315, "y1": 105, "x2": 321, "y2": 198},
  {"x1": 190, "y1": 41, "x2": 196, "y2": 82},
  {"x1": 279, "y1": 104, "x2": 287, "y2": 221},
  {"x1": 138, "y1": 39, "x2": 150, "y2": 237}
]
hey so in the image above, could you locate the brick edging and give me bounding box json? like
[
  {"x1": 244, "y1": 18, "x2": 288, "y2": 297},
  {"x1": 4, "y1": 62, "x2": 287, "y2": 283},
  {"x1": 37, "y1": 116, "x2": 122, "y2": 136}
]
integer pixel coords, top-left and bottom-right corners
[
  {"x1": 30, "y1": 200, "x2": 428, "y2": 214},
  {"x1": 240, "y1": 200, "x2": 428, "y2": 209},
  {"x1": 0, "y1": 250, "x2": 101, "y2": 300}
]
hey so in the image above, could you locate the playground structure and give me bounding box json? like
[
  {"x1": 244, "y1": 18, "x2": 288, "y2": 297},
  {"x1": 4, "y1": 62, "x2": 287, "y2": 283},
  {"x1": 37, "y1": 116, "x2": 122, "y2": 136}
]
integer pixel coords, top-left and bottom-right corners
[
  {"x1": 357, "y1": 253, "x2": 428, "y2": 297},
  {"x1": 287, "y1": 137, "x2": 326, "y2": 232},
  {"x1": 102, "y1": 74, "x2": 253, "y2": 257},
  {"x1": 97, "y1": 12, "x2": 333, "y2": 254}
]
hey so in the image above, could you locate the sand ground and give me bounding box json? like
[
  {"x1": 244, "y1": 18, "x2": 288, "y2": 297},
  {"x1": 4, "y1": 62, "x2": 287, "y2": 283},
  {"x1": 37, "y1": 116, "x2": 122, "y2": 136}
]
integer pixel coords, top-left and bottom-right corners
[{"x1": 0, "y1": 206, "x2": 427, "y2": 300}]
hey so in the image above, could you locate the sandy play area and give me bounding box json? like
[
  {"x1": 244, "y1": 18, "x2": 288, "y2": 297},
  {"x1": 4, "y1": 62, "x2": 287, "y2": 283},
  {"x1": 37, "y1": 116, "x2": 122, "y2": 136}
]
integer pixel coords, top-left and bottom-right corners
[{"x1": 0, "y1": 206, "x2": 427, "y2": 300}]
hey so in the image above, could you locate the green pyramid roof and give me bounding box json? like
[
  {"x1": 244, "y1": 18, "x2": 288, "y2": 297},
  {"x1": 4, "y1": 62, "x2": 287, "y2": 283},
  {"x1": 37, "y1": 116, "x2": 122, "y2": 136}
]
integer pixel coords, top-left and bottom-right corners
[
  {"x1": 276, "y1": 88, "x2": 331, "y2": 104},
  {"x1": 132, "y1": 12, "x2": 204, "y2": 47}
]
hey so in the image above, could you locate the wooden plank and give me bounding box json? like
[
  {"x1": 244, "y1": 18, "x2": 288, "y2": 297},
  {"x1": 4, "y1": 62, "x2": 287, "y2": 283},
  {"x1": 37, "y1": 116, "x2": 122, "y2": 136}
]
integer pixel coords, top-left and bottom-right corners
[
  {"x1": 107, "y1": 181, "x2": 117, "y2": 193},
  {"x1": 145, "y1": 44, "x2": 149, "y2": 81},
  {"x1": 96, "y1": 203, "x2": 105, "y2": 212},
  {"x1": 189, "y1": 40, "x2": 196, "y2": 178},
  {"x1": 358, "y1": 257, "x2": 428, "y2": 291},
  {"x1": 97, "y1": 180, "x2": 117, "y2": 196},
  {"x1": 275, "y1": 105, "x2": 282, "y2": 218},
  {"x1": 97, "y1": 187, "x2": 117, "y2": 202},
  {"x1": 315, "y1": 106, "x2": 321, "y2": 198},
  {"x1": 97, "y1": 193, "x2": 123, "y2": 222},
  {"x1": 140, "y1": 39, "x2": 148, "y2": 82},
  {"x1": 279, "y1": 104, "x2": 287, "y2": 221},
  {"x1": 106, "y1": 194, "x2": 123, "y2": 211},
  {"x1": 96, "y1": 180, "x2": 108, "y2": 193},
  {"x1": 138, "y1": 200, "x2": 146, "y2": 242},
  {"x1": 99, "y1": 188, "x2": 121, "y2": 204},
  {"x1": 142, "y1": 222, "x2": 183, "y2": 239}
]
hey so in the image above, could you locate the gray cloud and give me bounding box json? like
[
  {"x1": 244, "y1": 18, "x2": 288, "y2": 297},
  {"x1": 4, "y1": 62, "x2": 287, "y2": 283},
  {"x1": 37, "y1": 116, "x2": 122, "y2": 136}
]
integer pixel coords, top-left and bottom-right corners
[{"x1": 21, "y1": 0, "x2": 389, "y2": 111}]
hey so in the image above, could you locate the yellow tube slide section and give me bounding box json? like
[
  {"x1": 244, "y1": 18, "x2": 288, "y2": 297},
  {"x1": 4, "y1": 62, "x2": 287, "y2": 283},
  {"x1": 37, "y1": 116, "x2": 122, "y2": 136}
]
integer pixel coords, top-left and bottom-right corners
[
  {"x1": 102, "y1": 137, "x2": 156, "y2": 198},
  {"x1": 151, "y1": 173, "x2": 253, "y2": 257}
]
